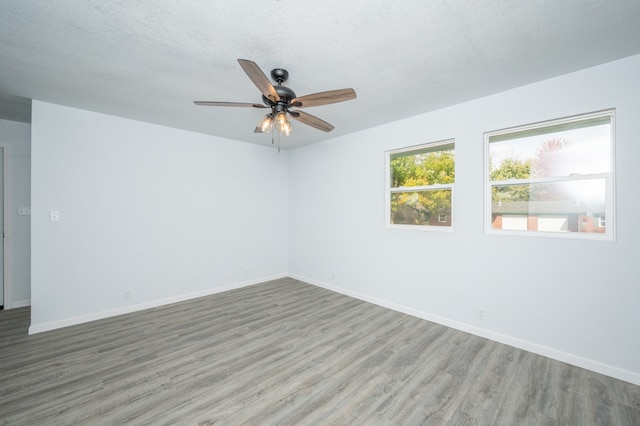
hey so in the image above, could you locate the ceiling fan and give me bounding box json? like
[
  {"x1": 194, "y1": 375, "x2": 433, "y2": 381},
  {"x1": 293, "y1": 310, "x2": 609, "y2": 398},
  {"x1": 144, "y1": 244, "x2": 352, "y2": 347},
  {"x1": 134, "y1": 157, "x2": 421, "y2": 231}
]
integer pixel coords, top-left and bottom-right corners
[{"x1": 194, "y1": 59, "x2": 356, "y2": 137}]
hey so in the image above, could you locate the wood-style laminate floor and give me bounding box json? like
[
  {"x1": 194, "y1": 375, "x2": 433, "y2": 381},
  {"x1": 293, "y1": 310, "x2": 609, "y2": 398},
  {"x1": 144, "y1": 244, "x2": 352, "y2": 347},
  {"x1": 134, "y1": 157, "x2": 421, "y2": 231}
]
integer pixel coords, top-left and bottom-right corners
[{"x1": 1, "y1": 277, "x2": 638, "y2": 425}]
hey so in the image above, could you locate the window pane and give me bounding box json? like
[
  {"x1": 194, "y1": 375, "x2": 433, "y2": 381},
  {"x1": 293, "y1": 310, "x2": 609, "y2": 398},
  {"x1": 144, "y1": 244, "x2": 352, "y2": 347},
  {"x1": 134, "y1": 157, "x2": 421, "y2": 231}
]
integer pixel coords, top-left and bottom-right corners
[
  {"x1": 390, "y1": 190, "x2": 452, "y2": 226},
  {"x1": 387, "y1": 140, "x2": 455, "y2": 230},
  {"x1": 489, "y1": 117, "x2": 611, "y2": 179},
  {"x1": 390, "y1": 149, "x2": 454, "y2": 188},
  {"x1": 491, "y1": 179, "x2": 606, "y2": 233}
]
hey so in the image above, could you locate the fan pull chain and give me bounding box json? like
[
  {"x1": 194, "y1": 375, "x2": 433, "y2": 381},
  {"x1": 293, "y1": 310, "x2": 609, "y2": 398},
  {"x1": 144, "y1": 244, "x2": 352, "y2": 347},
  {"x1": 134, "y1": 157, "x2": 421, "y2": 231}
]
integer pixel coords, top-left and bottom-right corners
[{"x1": 270, "y1": 123, "x2": 281, "y2": 152}]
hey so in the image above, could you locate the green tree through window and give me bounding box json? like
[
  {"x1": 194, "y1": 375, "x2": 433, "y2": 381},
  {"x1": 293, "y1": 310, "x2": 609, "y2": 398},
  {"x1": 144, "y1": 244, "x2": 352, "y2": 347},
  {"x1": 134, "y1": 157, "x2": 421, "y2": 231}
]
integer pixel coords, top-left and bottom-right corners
[{"x1": 388, "y1": 142, "x2": 455, "y2": 227}]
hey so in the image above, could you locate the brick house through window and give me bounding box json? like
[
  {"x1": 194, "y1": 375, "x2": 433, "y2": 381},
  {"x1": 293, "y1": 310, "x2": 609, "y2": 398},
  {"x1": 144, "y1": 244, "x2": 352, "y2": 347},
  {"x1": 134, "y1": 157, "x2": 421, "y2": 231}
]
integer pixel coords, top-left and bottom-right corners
[{"x1": 491, "y1": 200, "x2": 605, "y2": 233}]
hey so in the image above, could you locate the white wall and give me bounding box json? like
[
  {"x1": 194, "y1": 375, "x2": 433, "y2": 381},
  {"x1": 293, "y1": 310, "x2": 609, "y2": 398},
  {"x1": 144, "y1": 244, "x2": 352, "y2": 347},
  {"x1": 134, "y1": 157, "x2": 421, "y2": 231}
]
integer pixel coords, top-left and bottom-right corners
[
  {"x1": 0, "y1": 119, "x2": 31, "y2": 308},
  {"x1": 288, "y1": 54, "x2": 640, "y2": 385},
  {"x1": 30, "y1": 102, "x2": 288, "y2": 332}
]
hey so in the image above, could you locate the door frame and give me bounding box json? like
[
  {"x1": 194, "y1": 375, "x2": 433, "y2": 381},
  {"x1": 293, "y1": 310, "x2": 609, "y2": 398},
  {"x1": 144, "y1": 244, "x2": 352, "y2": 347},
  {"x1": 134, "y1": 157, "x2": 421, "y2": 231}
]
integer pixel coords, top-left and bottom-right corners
[{"x1": 0, "y1": 146, "x2": 7, "y2": 309}]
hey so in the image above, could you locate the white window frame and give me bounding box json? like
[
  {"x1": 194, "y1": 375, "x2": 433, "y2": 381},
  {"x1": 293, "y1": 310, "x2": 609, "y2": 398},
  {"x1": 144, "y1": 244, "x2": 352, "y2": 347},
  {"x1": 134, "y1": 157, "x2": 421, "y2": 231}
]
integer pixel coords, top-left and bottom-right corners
[
  {"x1": 386, "y1": 139, "x2": 455, "y2": 231},
  {"x1": 484, "y1": 110, "x2": 615, "y2": 241}
]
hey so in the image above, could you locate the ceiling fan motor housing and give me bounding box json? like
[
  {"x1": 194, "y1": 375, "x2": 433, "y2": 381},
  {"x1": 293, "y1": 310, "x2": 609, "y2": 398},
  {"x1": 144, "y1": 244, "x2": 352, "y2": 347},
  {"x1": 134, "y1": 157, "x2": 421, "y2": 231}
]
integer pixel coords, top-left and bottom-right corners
[
  {"x1": 276, "y1": 85, "x2": 296, "y2": 100},
  {"x1": 263, "y1": 72, "x2": 297, "y2": 107}
]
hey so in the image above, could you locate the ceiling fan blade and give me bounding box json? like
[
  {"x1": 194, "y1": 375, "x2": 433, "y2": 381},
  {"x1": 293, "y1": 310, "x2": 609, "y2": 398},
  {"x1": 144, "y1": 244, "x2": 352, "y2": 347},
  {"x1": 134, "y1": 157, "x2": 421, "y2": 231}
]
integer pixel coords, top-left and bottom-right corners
[
  {"x1": 194, "y1": 101, "x2": 266, "y2": 108},
  {"x1": 238, "y1": 59, "x2": 280, "y2": 103},
  {"x1": 289, "y1": 110, "x2": 335, "y2": 132},
  {"x1": 291, "y1": 88, "x2": 356, "y2": 108}
]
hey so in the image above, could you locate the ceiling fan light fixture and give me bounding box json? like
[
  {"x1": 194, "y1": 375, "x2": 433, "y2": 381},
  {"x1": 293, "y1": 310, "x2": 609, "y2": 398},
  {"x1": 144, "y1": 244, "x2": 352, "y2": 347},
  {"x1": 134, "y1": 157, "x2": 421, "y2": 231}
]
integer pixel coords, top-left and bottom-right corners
[
  {"x1": 281, "y1": 121, "x2": 292, "y2": 136},
  {"x1": 274, "y1": 111, "x2": 292, "y2": 136},
  {"x1": 257, "y1": 114, "x2": 274, "y2": 132}
]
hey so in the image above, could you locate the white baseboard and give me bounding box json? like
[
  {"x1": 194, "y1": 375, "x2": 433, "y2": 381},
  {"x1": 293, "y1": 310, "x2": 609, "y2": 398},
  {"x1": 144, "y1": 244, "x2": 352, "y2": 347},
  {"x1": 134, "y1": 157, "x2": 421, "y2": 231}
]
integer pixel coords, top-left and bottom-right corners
[
  {"x1": 28, "y1": 273, "x2": 287, "y2": 335},
  {"x1": 11, "y1": 299, "x2": 31, "y2": 308},
  {"x1": 290, "y1": 273, "x2": 640, "y2": 387}
]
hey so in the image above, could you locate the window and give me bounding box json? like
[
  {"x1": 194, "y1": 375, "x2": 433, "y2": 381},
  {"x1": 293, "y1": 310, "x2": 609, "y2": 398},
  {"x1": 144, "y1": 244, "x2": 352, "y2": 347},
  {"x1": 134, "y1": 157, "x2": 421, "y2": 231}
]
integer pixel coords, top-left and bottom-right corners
[
  {"x1": 386, "y1": 140, "x2": 455, "y2": 230},
  {"x1": 485, "y1": 110, "x2": 615, "y2": 240}
]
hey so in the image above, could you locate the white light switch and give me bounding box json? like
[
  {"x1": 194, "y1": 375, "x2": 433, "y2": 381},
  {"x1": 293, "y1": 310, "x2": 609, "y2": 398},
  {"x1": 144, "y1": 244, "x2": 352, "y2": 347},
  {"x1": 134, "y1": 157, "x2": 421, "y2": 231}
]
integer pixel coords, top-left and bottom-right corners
[
  {"x1": 50, "y1": 210, "x2": 60, "y2": 222},
  {"x1": 18, "y1": 207, "x2": 31, "y2": 216}
]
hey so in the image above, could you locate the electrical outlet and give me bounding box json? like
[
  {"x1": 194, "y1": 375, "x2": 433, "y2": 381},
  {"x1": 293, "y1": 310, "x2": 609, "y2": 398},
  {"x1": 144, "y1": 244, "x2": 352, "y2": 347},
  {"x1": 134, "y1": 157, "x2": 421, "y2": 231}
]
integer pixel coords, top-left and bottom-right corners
[
  {"x1": 477, "y1": 308, "x2": 487, "y2": 321},
  {"x1": 331, "y1": 272, "x2": 336, "y2": 281},
  {"x1": 124, "y1": 289, "x2": 132, "y2": 300}
]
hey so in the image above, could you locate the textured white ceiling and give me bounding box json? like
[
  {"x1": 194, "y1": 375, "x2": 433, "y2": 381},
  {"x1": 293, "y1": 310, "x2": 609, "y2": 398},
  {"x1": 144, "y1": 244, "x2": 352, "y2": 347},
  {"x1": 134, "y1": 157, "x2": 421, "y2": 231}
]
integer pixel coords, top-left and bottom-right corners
[{"x1": 1, "y1": 0, "x2": 640, "y2": 149}]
